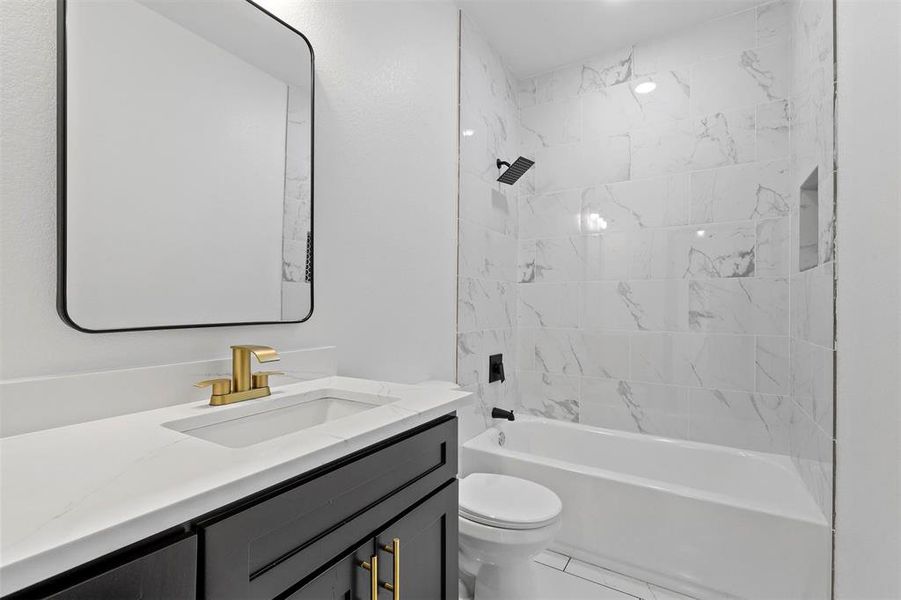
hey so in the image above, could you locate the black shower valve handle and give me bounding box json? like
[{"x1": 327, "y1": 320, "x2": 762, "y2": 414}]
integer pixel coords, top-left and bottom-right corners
[
  {"x1": 493, "y1": 359, "x2": 505, "y2": 382},
  {"x1": 488, "y1": 353, "x2": 505, "y2": 383}
]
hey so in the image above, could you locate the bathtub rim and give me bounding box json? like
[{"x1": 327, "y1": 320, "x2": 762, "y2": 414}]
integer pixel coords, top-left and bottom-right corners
[{"x1": 463, "y1": 416, "x2": 829, "y2": 527}]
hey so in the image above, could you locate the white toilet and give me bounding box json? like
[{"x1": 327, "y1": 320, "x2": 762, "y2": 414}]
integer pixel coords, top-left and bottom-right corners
[{"x1": 458, "y1": 473, "x2": 562, "y2": 600}]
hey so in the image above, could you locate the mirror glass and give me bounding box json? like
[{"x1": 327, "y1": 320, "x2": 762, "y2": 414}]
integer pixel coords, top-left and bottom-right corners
[{"x1": 61, "y1": 0, "x2": 313, "y2": 331}]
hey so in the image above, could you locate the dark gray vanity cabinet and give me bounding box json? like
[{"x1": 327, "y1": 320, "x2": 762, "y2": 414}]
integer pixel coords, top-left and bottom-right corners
[
  {"x1": 286, "y1": 482, "x2": 458, "y2": 600},
  {"x1": 7, "y1": 416, "x2": 458, "y2": 600},
  {"x1": 201, "y1": 416, "x2": 458, "y2": 599}
]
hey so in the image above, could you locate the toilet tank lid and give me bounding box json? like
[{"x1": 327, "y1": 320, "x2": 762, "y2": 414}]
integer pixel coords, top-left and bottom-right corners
[{"x1": 459, "y1": 473, "x2": 562, "y2": 529}]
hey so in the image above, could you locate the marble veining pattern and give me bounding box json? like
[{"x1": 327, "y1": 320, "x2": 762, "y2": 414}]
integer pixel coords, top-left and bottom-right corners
[
  {"x1": 581, "y1": 174, "x2": 691, "y2": 231},
  {"x1": 757, "y1": 0, "x2": 791, "y2": 46},
  {"x1": 519, "y1": 190, "x2": 581, "y2": 239},
  {"x1": 688, "y1": 278, "x2": 789, "y2": 334},
  {"x1": 629, "y1": 333, "x2": 756, "y2": 392},
  {"x1": 580, "y1": 378, "x2": 690, "y2": 439},
  {"x1": 581, "y1": 280, "x2": 689, "y2": 332},
  {"x1": 788, "y1": 0, "x2": 836, "y2": 519},
  {"x1": 757, "y1": 99, "x2": 792, "y2": 160},
  {"x1": 457, "y1": 15, "x2": 523, "y2": 441},
  {"x1": 517, "y1": 371, "x2": 580, "y2": 421},
  {"x1": 690, "y1": 159, "x2": 791, "y2": 223},
  {"x1": 582, "y1": 69, "x2": 690, "y2": 137},
  {"x1": 504, "y1": 2, "x2": 807, "y2": 458},
  {"x1": 459, "y1": 0, "x2": 834, "y2": 519},
  {"x1": 689, "y1": 44, "x2": 789, "y2": 116},
  {"x1": 518, "y1": 283, "x2": 580, "y2": 328},
  {"x1": 756, "y1": 335, "x2": 791, "y2": 394},
  {"x1": 632, "y1": 9, "x2": 757, "y2": 76},
  {"x1": 630, "y1": 108, "x2": 757, "y2": 179},
  {"x1": 755, "y1": 216, "x2": 791, "y2": 277},
  {"x1": 687, "y1": 388, "x2": 794, "y2": 453}
]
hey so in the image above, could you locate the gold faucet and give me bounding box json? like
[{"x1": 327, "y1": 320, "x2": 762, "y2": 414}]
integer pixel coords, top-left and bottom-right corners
[{"x1": 195, "y1": 345, "x2": 283, "y2": 406}]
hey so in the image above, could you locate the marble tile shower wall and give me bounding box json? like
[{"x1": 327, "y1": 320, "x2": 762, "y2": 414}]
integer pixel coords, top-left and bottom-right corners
[
  {"x1": 456, "y1": 14, "x2": 525, "y2": 440},
  {"x1": 457, "y1": 2, "x2": 834, "y2": 518},
  {"x1": 511, "y1": 1, "x2": 835, "y2": 479},
  {"x1": 786, "y1": 0, "x2": 835, "y2": 518}
]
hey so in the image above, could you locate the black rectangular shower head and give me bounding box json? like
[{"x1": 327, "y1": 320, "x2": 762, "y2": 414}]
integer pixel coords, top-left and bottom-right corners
[{"x1": 496, "y1": 156, "x2": 535, "y2": 185}]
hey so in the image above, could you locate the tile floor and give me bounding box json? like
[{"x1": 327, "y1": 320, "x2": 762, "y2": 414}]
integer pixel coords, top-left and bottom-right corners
[
  {"x1": 461, "y1": 549, "x2": 697, "y2": 600},
  {"x1": 533, "y1": 550, "x2": 697, "y2": 600}
]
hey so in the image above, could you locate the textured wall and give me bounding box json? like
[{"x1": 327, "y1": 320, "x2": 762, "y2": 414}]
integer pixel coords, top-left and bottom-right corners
[{"x1": 0, "y1": 1, "x2": 458, "y2": 387}]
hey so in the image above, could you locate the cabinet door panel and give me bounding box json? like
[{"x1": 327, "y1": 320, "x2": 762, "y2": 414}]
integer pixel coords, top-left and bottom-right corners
[
  {"x1": 375, "y1": 481, "x2": 458, "y2": 600},
  {"x1": 285, "y1": 542, "x2": 370, "y2": 600}
]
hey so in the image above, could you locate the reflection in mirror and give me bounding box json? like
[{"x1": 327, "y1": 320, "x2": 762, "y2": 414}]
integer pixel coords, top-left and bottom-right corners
[{"x1": 61, "y1": 0, "x2": 313, "y2": 331}]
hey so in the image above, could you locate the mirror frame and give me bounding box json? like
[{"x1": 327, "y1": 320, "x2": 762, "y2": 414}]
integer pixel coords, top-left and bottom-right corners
[{"x1": 56, "y1": 0, "x2": 315, "y2": 333}]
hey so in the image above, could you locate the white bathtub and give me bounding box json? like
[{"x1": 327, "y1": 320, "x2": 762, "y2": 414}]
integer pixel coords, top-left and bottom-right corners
[{"x1": 462, "y1": 416, "x2": 830, "y2": 599}]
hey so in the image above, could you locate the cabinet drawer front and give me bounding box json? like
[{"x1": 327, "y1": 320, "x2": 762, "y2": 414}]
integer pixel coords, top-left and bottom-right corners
[{"x1": 202, "y1": 416, "x2": 457, "y2": 599}]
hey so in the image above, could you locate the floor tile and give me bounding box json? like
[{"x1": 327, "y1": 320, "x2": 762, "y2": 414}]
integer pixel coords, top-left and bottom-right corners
[
  {"x1": 565, "y1": 559, "x2": 653, "y2": 597},
  {"x1": 535, "y1": 549, "x2": 570, "y2": 570},
  {"x1": 645, "y1": 585, "x2": 696, "y2": 600},
  {"x1": 564, "y1": 558, "x2": 697, "y2": 600},
  {"x1": 461, "y1": 555, "x2": 694, "y2": 600},
  {"x1": 534, "y1": 562, "x2": 638, "y2": 600}
]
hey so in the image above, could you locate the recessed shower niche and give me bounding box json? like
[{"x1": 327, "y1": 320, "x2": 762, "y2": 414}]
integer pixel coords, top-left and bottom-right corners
[{"x1": 800, "y1": 167, "x2": 820, "y2": 272}]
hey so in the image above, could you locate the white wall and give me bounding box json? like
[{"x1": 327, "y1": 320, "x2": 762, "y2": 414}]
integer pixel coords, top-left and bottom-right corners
[
  {"x1": 834, "y1": 0, "x2": 901, "y2": 597},
  {"x1": 0, "y1": 1, "x2": 458, "y2": 386}
]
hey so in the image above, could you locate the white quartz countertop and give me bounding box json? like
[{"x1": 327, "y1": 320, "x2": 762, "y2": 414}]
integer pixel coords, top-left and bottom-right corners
[{"x1": 0, "y1": 376, "x2": 470, "y2": 595}]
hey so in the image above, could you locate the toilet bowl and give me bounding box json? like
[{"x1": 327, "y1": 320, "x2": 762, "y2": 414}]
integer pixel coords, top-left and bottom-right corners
[{"x1": 458, "y1": 473, "x2": 562, "y2": 600}]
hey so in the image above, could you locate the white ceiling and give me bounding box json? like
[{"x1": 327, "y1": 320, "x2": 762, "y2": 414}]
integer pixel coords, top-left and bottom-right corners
[{"x1": 457, "y1": 0, "x2": 760, "y2": 78}]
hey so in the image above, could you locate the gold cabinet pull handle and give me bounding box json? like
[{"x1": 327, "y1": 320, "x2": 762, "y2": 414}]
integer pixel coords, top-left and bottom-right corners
[
  {"x1": 379, "y1": 538, "x2": 400, "y2": 599},
  {"x1": 358, "y1": 555, "x2": 379, "y2": 600}
]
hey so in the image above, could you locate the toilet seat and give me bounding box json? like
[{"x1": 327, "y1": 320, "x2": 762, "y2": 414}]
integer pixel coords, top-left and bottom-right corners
[{"x1": 459, "y1": 473, "x2": 562, "y2": 530}]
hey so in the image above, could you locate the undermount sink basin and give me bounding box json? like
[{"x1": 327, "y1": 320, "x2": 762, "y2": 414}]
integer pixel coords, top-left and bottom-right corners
[{"x1": 163, "y1": 389, "x2": 390, "y2": 448}]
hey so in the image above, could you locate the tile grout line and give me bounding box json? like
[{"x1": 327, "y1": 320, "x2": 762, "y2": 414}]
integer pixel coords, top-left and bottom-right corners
[
  {"x1": 552, "y1": 552, "x2": 701, "y2": 600},
  {"x1": 555, "y1": 553, "x2": 643, "y2": 599},
  {"x1": 562, "y1": 570, "x2": 644, "y2": 600}
]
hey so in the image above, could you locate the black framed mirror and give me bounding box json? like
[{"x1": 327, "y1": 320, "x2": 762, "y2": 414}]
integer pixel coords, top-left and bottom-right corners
[{"x1": 58, "y1": 0, "x2": 314, "y2": 332}]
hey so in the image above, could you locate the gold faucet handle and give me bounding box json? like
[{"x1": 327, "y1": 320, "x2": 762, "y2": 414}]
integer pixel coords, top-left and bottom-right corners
[
  {"x1": 252, "y1": 371, "x2": 284, "y2": 389},
  {"x1": 194, "y1": 378, "x2": 232, "y2": 396},
  {"x1": 231, "y1": 345, "x2": 280, "y2": 363}
]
